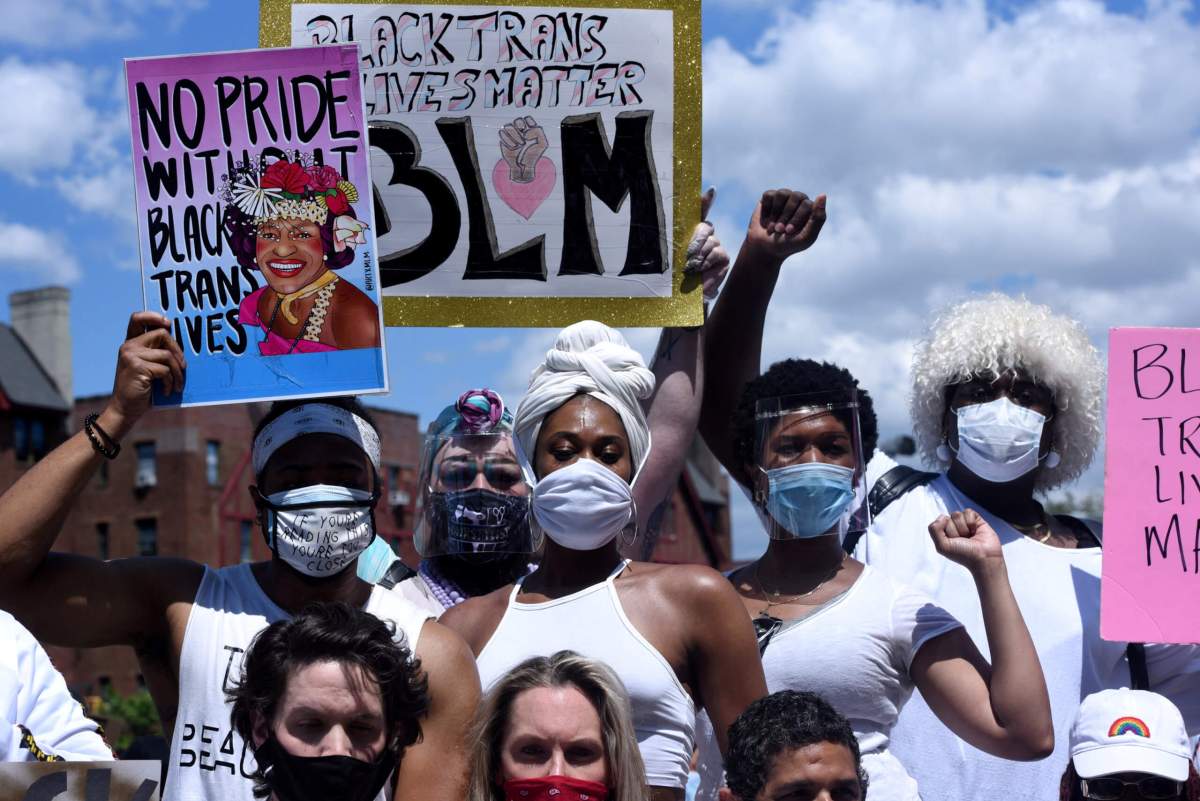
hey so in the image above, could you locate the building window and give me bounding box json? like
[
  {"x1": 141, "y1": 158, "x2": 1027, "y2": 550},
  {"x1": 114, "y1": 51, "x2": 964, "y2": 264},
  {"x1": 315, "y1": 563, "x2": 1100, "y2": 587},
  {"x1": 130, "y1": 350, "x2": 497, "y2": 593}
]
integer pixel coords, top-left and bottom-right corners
[
  {"x1": 240, "y1": 520, "x2": 253, "y2": 563},
  {"x1": 135, "y1": 518, "x2": 157, "y2": 556},
  {"x1": 135, "y1": 442, "x2": 156, "y2": 488},
  {"x1": 30, "y1": 419, "x2": 45, "y2": 459},
  {"x1": 97, "y1": 459, "x2": 109, "y2": 488},
  {"x1": 388, "y1": 464, "x2": 401, "y2": 491},
  {"x1": 96, "y1": 522, "x2": 109, "y2": 560},
  {"x1": 206, "y1": 441, "x2": 220, "y2": 486},
  {"x1": 13, "y1": 418, "x2": 28, "y2": 462}
]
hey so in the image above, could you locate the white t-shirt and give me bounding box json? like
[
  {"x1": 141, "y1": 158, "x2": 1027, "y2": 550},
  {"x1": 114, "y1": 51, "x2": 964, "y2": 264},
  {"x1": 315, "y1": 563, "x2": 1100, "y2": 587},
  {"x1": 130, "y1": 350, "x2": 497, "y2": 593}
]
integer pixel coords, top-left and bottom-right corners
[
  {"x1": 694, "y1": 565, "x2": 961, "y2": 801},
  {"x1": 0, "y1": 610, "x2": 112, "y2": 761},
  {"x1": 854, "y1": 474, "x2": 1200, "y2": 801},
  {"x1": 163, "y1": 564, "x2": 431, "y2": 801}
]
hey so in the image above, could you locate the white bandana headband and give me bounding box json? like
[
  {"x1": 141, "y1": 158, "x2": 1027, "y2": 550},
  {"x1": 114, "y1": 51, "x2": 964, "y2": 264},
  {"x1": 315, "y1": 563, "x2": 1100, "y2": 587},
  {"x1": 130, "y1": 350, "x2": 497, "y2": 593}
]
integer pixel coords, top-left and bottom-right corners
[{"x1": 252, "y1": 403, "x2": 382, "y2": 476}]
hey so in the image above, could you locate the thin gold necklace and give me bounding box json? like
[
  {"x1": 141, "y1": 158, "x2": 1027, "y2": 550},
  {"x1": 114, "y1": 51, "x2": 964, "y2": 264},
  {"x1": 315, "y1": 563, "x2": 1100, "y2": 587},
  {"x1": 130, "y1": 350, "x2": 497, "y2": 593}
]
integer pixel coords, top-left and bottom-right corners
[
  {"x1": 754, "y1": 554, "x2": 846, "y2": 616},
  {"x1": 1011, "y1": 514, "x2": 1053, "y2": 543}
]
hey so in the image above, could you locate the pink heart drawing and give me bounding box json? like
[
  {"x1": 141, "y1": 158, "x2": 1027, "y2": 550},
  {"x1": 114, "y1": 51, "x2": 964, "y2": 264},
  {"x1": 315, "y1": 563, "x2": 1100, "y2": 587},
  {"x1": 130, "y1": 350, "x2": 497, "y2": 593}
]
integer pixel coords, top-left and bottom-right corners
[{"x1": 492, "y1": 157, "x2": 556, "y2": 220}]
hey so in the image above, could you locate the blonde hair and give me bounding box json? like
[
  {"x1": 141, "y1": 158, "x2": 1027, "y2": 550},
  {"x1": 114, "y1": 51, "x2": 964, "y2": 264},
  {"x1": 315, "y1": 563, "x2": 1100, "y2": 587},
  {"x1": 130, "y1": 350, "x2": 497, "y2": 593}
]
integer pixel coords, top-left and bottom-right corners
[
  {"x1": 910, "y1": 293, "x2": 1104, "y2": 490},
  {"x1": 467, "y1": 651, "x2": 650, "y2": 801}
]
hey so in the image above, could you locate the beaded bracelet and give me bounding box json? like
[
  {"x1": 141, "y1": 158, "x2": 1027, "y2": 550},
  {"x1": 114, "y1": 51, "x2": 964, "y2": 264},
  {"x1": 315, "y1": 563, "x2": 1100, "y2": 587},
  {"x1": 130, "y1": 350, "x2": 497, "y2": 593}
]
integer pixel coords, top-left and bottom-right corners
[{"x1": 84, "y1": 413, "x2": 120, "y2": 460}]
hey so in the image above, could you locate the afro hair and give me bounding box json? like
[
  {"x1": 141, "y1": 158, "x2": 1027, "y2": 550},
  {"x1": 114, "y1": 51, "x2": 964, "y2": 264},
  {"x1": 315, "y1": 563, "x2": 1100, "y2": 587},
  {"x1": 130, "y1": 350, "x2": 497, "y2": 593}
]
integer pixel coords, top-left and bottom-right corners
[
  {"x1": 910, "y1": 293, "x2": 1103, "y2": 490},
  {"x1": 732, "y1": 358, "x2": 879, "y2": 469}
]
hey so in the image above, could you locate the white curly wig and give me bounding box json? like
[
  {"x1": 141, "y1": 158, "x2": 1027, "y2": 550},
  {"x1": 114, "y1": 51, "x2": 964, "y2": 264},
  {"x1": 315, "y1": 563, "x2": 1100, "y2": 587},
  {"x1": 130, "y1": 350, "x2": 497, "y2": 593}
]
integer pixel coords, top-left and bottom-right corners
[{"x1": 910, "y1": 293, "x2": 1104, "y2": 490}]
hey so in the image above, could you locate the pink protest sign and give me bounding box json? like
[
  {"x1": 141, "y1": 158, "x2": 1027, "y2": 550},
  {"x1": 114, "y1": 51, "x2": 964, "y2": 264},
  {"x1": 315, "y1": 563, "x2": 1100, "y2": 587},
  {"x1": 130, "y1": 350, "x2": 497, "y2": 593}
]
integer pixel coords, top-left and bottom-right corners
[
  {"x1": 1102, "y1": 327, "x2": 1200, "y2": 644},
  {"x1": 125, "y1": 45, "x2": 387, "y2": 407}
]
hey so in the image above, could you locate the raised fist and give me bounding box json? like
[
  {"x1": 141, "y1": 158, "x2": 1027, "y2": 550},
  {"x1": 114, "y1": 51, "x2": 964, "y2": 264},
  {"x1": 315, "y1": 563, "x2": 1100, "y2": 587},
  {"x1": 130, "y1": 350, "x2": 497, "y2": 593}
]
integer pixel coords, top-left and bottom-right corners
[
  {"x1": 744, "y1": 188, "x2": 827, "y2": 261},
  {"x1": 928, "y1": 509, "x2": 1005, "y2": 572},
  {"x1": 499, "y1": 117, "x2": 549, "y2": 183}
]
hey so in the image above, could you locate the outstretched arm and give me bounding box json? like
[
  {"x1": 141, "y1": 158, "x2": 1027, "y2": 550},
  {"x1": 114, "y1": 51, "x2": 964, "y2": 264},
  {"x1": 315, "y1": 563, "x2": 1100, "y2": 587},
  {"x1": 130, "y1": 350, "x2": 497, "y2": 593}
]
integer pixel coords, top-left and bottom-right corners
[
  {"x1": 699, "y1": 190, "x2": 826, "y2": 485},
  {"x1": 395, "y1": 620, "x2": 482, "y2": 801},
  {"x1": 912, "y1": 510, "x2": 1054, "y2": 760},
  {"x1": 0, "y1": 312, "x2": 201, "y2": 649},
  {"x1": 635, "y1": 191, "x2": 730, "y2": 546}
]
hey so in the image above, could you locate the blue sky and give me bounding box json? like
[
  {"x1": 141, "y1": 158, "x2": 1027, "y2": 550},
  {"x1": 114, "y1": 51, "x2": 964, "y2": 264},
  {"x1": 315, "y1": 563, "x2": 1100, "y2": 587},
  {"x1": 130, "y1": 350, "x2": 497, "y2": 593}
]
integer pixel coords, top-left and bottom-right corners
[{"x1": 3, "y1": 0, "x2": 1199, "y2": 558}]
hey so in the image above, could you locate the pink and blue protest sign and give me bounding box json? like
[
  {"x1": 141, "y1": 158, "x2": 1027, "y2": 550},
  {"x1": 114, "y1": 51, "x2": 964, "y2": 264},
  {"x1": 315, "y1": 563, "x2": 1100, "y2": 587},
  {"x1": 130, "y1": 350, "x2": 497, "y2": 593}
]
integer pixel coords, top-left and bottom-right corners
[
  {"x1": 125, "y1": 45, "x2": 387, "y2": 406},
  {"x1": 1102, "y1": 327, "x2": 1200, "y2": 645}
]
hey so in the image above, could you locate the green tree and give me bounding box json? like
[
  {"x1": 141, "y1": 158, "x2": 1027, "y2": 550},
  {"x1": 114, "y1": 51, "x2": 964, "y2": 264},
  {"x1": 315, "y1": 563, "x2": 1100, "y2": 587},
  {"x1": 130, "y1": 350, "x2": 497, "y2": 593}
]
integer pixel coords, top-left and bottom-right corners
[{"x1": 98, "y1": 687, "x2": 162, "y2": 753}]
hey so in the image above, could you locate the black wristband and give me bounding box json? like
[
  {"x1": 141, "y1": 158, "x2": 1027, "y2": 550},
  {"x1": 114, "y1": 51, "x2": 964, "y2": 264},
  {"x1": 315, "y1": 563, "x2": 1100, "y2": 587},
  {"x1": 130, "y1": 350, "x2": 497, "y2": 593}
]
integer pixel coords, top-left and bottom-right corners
[{"x1": 84, "y1": 413, "x2": 120, "y2": 460}]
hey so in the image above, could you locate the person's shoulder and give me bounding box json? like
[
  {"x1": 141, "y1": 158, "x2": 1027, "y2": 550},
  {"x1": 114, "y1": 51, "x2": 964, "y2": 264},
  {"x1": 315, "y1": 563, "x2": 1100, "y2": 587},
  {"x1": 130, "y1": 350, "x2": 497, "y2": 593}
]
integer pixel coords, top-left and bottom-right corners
[
  {"x1": 628, "y1": 561, "x2": 735, "y2": 605},
  {"x1": 438, "y1": 586, "x2": 511, "y2": 652}
]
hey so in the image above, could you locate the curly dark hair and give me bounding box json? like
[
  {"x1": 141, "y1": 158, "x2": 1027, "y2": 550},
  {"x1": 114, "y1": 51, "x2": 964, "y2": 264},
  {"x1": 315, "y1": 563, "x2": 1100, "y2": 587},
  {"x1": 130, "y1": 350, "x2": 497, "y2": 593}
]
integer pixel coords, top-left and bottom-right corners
[
  {"x1": 732, "y1": 359, "x2": 879, "y2": 469},
  {"x1": 228, "y1": 602, "x2": 430, "y2": 799},
  {"x1": 725, "y1": 690, "x2": 868, "y2": 801},
  {"x1": 224, "y1": 204, "x2": 356, "y2": 274},
  {"x1": 1058, "y1": 760, "x2": 1200, "y2": 801}
]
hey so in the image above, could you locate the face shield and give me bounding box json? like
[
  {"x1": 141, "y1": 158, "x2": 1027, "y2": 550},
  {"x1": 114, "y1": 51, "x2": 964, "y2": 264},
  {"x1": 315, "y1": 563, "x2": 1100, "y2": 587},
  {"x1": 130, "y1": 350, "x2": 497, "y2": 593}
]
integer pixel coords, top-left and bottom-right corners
[
  {"x1": 753, "y1": 391, "x2": 871, "y2": 541},
  {"x1": 413, "y1": 430, "x2": 540, "y2": 558}
]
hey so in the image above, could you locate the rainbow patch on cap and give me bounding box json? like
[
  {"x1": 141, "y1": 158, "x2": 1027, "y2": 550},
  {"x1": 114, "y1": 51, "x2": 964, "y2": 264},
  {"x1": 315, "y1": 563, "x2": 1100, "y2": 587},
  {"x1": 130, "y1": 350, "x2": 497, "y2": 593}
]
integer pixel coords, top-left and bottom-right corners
[{"x1": 1108, "y1": 717, "x2": 1150, "y2": 738}]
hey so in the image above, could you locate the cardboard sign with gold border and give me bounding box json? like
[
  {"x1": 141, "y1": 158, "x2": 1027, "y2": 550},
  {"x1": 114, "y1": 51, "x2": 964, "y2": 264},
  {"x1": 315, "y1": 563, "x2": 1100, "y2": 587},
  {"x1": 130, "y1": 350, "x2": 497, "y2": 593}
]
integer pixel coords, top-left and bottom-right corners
[{"x1": 260, "y1": 0, "x2": 701, "y2": 327}]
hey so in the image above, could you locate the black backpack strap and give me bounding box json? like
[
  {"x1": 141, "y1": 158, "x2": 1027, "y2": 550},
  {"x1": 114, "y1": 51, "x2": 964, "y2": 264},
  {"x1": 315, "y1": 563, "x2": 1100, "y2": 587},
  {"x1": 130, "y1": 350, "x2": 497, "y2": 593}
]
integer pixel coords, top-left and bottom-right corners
[
  {"x1": 843, "y1": 466, "x2": 938, "y2": 555},
  {"x1": 868, "y1": 465, "x2": 939, "y2": 518},
  {"x1": 376, "y1": 559, "x2": 417, "y2": 590},
  {"x1": 1127, "y1": 643, "x2": 1150, "y2": 690}
]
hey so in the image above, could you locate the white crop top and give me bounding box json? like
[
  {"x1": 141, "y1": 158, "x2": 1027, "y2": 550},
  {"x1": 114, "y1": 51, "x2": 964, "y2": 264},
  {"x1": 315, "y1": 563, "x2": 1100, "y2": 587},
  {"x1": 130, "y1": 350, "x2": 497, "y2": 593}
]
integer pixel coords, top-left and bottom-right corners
[{"x1": 475, "y1": 560, "x2": 696, "y2": 789}]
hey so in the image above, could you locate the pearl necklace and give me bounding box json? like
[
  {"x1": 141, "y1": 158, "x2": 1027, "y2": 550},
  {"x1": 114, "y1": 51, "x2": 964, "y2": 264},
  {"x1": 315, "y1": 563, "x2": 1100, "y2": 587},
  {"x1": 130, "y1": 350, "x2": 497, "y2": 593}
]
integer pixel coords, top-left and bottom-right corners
[{"x1": 419, "y1": 561, "x2": 467, "y2": 609}]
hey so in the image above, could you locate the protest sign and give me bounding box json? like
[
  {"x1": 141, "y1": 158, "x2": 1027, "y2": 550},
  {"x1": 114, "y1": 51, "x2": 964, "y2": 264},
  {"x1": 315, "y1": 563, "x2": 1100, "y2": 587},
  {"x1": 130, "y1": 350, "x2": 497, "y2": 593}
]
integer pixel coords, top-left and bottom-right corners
[
  {"x1": 1101, "y1": 327, "x2": 1200, "y2": 645},
  {"x1": 259, "y1": 1, "x2": 703, "y2": 327},
  {"x1": 125, "y1": 46, "x2": 388, "y2": 407},
  {"x1": 0, "y1": 761, "x2": 160, "y2": 801}
]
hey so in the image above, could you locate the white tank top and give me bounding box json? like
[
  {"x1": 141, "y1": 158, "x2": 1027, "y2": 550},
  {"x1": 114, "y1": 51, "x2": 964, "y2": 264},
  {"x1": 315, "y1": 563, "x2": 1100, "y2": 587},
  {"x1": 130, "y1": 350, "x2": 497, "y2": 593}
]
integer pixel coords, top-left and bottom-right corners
[
  {"x1": 164, "y1": 563, "x2": 431, "y2": 801},
  {"x1": 475, "y1": 561, "x2": 695, "y2": 790}
]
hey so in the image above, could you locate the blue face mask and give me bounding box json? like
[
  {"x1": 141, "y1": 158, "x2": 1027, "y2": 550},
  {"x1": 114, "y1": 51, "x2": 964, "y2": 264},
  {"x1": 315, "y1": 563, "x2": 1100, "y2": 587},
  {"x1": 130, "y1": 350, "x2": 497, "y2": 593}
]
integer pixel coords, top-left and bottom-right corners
[{"x1": 764, "y1": 463, "x2": 856, "y2": 539}]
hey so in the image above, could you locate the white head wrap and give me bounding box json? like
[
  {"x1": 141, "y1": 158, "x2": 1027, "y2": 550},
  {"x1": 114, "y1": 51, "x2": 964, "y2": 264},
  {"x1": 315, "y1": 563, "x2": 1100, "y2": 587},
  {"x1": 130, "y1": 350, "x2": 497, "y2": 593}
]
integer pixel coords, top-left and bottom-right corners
[
  {"x1": 514, "y1": 321, "x2": 655, "y2": 481},
  {"x1": 252, "y1": 403, "x2": 382, "y2": 476}
]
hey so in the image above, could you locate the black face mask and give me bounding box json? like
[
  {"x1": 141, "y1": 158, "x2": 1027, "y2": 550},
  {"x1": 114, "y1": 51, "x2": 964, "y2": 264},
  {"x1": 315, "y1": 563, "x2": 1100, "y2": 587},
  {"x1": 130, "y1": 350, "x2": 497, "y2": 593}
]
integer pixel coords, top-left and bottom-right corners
[
  {"x1": 429, "y1": 488, "x2": 531, "y2": 556},
  {"x1": 254, "y1": 735, "x2": 395, "y2": 801}
]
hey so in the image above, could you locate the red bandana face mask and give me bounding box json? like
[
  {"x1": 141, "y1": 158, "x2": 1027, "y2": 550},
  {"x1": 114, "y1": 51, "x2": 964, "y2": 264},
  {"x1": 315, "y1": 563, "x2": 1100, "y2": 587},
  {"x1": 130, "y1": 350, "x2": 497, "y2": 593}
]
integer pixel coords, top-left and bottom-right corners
[{"x1": 503, "y1": 776, "x2": 609, "y2": 801}]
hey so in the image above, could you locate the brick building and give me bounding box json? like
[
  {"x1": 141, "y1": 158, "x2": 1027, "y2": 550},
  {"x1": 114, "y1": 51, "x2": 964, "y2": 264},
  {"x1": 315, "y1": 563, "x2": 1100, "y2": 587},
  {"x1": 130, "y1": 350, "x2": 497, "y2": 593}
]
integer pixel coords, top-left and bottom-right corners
[{"x1": 0, "y1": 287, "x2": 731, "y2": 696}]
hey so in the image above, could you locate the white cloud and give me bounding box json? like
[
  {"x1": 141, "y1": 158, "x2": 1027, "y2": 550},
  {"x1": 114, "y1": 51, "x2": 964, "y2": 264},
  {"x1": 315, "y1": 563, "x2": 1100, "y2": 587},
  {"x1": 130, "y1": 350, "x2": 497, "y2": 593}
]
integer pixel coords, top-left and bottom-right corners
[
  {"x1": 0, "y1": 0, "x2": 207, "y2": 49},
  {"x1": 55, "y1": 164, "x2": 136, "y2": 221},
  {"x1": 0, "y1": 59, "x2": 107, "y2": 179},
  {"x1": 704, "y1": 0, "x2": 1200, "y2": 194},
  {"x1": 0, "y1": 220, "x2": 81, "y2": 283}
]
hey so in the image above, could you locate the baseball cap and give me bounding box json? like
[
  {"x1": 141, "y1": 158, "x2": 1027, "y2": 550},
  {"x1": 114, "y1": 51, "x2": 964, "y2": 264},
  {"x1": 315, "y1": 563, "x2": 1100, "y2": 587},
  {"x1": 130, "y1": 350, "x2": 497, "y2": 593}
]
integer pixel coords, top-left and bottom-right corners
[{"x1": 1070, "y1": 689, "x2": 1191, "y2": 782}]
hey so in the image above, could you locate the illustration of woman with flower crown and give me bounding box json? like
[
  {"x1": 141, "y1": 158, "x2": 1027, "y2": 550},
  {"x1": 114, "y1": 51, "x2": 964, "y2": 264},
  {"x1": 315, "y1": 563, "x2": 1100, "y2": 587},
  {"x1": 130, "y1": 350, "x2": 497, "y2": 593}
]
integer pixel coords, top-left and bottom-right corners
[{"x1": 222, "y1": 156, "x2": 380, "y2": 355}]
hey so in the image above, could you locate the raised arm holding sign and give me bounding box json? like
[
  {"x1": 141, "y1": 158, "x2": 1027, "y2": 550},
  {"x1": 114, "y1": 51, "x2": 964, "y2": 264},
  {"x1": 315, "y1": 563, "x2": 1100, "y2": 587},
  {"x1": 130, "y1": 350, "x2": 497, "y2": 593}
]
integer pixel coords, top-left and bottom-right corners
[{"x1": 0, "y1": 312, "x2": 480, "y2": 801}]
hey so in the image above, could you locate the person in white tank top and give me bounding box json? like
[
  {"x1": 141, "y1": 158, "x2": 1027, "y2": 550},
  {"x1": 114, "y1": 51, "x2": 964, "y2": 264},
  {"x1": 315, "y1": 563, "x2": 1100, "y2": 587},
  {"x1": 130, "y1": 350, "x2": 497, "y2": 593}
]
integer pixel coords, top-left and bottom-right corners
[
  {"x1": 692, "y1": 355, "x2": 1054, "y2": 801},
  {"x1": 0, "y1": 312, "x2": 480, "y2": 801},
  {"x1": 360, "y1": 215, "x2": 732, "y2": 617},
  {"x1": 442, "y1": 320, "x2": 767, "y2": 801}
]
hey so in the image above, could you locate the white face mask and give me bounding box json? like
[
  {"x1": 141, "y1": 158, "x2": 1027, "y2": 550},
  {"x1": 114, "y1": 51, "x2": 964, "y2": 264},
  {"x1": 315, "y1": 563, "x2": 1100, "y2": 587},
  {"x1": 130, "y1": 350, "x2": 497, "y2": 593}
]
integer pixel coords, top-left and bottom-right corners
[
  {"x1": 952, "y1": 397, "x2": 1047, "y2": 483},
  {"x1": 263, "y1": 484, "x2": 377, "y2": 577},
  {"x1": 530, "y1": 458, "x2": 634, "y2": 551}
]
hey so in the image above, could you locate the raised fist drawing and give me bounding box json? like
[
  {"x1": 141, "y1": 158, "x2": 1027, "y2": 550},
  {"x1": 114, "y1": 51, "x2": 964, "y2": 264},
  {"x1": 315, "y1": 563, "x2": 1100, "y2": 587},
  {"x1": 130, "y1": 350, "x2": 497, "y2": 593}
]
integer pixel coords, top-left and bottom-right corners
[{"x1": 499, "y1": 117, "x2": 549, "y2": 184}]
